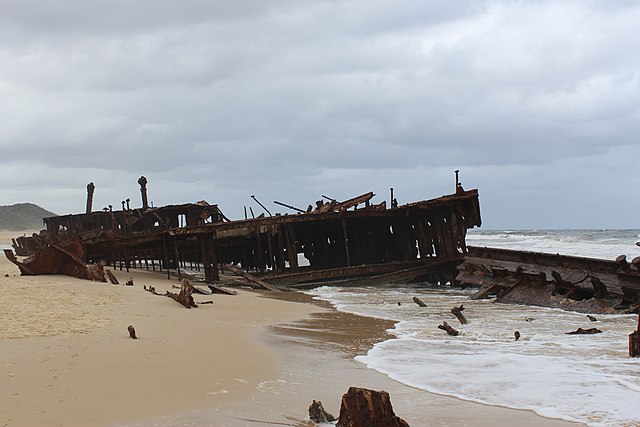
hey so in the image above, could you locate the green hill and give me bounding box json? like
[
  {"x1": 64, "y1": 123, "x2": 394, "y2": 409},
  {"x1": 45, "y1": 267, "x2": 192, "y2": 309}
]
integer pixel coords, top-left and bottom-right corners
[{"x1": 0, "y1": 203, "x2": 57, "y2": 231}]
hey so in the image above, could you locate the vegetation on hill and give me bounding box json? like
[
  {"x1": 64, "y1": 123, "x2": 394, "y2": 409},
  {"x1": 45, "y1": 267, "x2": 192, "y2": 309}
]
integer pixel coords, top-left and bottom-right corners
[{"x1": 0, "y1": 203, "x2": 57, "y2": 231}]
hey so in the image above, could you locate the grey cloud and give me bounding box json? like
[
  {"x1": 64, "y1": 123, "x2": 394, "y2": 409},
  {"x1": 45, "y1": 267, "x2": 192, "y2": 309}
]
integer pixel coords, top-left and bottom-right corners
[{"x1": 1, "y1": 0, "x2": 639, "y2": 228}]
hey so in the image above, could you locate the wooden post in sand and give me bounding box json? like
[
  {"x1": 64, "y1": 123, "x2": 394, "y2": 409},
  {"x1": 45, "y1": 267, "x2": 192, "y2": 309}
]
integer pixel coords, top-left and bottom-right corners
[{"x1": 630, "y1": 306, "x2": 640, "y2": 358}]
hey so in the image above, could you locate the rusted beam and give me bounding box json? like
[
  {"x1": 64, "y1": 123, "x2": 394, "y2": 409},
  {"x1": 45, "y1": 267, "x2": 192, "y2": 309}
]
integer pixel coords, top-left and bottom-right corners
[
  {"x1": 138, "y1": 176, "x2": 149, "y2": 210},
  {"x1": 86, "y1": 182, "x2": 95, "y2": 214},
  {"x1": 223, "y1": 263, "x2": 276, "y2": 291},
  {"x1": 334, "y1": 192, "x2": 375, "y2": 211}
]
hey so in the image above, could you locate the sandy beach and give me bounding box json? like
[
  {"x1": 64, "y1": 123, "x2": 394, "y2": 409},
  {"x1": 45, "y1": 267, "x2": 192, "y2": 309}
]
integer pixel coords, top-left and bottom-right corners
[{"x1": 0, "y1": 230, "x2": 583, "y2": 427}]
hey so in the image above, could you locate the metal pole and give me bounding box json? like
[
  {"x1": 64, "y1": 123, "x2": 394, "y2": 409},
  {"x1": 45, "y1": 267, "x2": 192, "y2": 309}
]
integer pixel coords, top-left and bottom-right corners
[{"x1": 251, "y1": 195, "x2": 272, "y2": 217}]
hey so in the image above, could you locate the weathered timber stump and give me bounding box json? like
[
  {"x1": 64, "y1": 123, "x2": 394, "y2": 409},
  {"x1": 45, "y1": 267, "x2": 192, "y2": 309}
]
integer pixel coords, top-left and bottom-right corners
[
  {"x1": 127, "y1": 325, "x2": 137, "y2": 339},
  {"x1": 336, "y1": 387, "x2": 409, "y2": 427},
  {"x1": 308, "y1": 400, "x2": 336, "y2": 423},
  {"x1": 437, "y1": 321, "x2": 459, "y2": 336},
  {"x1": 630, "y1": 307, "x2": 640, "y2": 357},
  {"x1": 566, "y1": 327, "x2": 602, "y2": 335},
  {"x1": 412, "y1": 296, "x2": 427, "y2": 307},
  {"x1": 451, "y1": 304, "x2": 467, "y2": 324}
]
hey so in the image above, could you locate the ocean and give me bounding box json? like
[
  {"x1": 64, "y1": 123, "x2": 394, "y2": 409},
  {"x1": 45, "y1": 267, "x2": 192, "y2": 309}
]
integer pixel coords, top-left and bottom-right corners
[{"x1": 306, "y1": 229, "x2": 640, "y2": 427}]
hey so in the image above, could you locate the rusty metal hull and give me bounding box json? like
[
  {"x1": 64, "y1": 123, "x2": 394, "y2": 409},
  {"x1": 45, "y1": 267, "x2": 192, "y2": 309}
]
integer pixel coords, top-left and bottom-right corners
[
  {"x1": 456, "y1": 246, "x2": 640, "y2": 314},
  {"x1": 4, "y1": 236, "x2": 106, "y2": 282},
  {"x1": 4, "y1": 188, "x2": 481, "y2": 288},
  {"x1": 82, "y1": 189, "x2": 481, "y2": 286}
]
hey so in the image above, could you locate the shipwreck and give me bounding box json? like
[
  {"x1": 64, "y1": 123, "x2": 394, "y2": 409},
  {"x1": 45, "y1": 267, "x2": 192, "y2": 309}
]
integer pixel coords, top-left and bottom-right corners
[{"x1": 5, "y1": 175, "x2": 640, "y2": 315}]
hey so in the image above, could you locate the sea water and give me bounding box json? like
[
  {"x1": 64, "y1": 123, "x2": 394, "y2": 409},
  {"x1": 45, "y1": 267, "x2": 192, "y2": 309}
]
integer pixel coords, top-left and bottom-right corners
[{"x1": 306, "y1": 230, "x2": 640, "y2": 426}]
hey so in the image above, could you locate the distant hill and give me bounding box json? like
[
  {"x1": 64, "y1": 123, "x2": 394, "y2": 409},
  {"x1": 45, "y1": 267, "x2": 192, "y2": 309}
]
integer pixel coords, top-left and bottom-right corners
[{"x1": 0, "y1": 203, "x2": 57, "y2": 231}]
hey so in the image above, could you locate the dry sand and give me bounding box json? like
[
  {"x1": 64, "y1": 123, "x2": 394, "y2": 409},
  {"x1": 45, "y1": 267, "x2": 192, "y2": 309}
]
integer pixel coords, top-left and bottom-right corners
[{"x1": 0, "y1": 230, "x2": 583, "y2": 426}]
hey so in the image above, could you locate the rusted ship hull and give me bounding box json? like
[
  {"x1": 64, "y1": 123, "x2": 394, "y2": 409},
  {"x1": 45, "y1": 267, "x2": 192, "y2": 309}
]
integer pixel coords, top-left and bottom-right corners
[
  {"x1": 4, "y1": 176, "x2": 482, "y2": 289},
  {"x1": 4, "y1": 235, "x2": 106, "y2": 282},
  {"x1": 456, "y1": 246, "x2": 640, "y2": 314}
]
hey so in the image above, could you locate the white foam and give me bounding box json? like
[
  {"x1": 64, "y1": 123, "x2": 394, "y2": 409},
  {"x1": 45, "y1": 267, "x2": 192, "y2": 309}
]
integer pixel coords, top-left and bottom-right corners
[
  {"x1": 307, "y1": 233, "x2": 640, "y2": 427},
  {"x1": 466, "y1": 229, "x2": 640, "y2": 260}
]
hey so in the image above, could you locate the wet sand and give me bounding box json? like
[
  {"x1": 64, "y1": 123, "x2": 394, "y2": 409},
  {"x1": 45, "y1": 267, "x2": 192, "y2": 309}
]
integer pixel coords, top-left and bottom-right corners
[{"x1": 0, "y1": 230, "x2": 583, "y2": 426}]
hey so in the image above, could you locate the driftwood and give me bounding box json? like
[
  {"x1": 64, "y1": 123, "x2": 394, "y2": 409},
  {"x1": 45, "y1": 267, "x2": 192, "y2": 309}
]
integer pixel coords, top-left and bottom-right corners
[
  {"x1": 514, "y1": 331, "x2": 520, "y2": 341},
  {"x1": 127, "y1": 325, "x2": 137, "y2": 339},
  {"x1": 451, "y1": 305, "x2": 467, "y2": 324},
  {"x1": 125, "y1": 277, "x2": 134, "y2": 286},
  {"x1": 199, "y1": 300, "x2": 214, "y2": 305},
  {"x1": 165, "y1": 280, "x2": 197, "y2": 308},
  {"x1": 630, "y1": 307, "x2": 640, "y2": 357},
  {"x1": 336, "y1": 387, "x2": 409, "y2": 427},
  {"x1": 566, "y1": 327, "x2": 602, "y2": 335},
  {"x1": 437, "y1": 321, "x2": 459, "y2": 336},
  {"x1": 308, "y1": 400, "x2": 336, "y2": 423},
  {"x1": 412, "y1": 296, "x2": 427, "y2": 307},
  {"x1": 223, "y1": 264, "x2": 276, "y2": 291}
]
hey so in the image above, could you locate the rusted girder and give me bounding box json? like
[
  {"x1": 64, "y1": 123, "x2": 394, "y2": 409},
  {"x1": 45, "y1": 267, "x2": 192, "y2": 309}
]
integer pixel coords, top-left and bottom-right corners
[{"x1": 457, "y1": 246, "x2": 640, "y2": 314}]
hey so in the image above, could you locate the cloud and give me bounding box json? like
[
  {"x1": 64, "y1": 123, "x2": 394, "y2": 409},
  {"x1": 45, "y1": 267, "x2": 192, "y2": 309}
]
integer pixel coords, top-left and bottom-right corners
[{"x1": 1, "y1": 0, "x2": 639, "y2": 228}]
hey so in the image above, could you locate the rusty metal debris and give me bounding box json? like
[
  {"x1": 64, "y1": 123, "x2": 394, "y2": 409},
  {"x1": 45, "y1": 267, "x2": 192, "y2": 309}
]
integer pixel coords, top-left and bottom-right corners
[
  {"x1": 308, "y1": 400, "x2": 336, "y2": 424},
  {"x1": 165, "y1": 279, "x2": 197, "y2": 308},
  {"x1": 4, "y1": 234, "x2": 106, "y2": 282},
  {"x1": 451, "y1": 304, "x2": 467, "y2": 324},
  {"x1": 127, "y1": 325, "x2": 137, "y2": 339},
  {"x1": 437, "y1": 320, "x2": 459, "y2": 336},
  {"x1": 456, "y1": 246, "x2": 640, "y2": 314},
  {"x1": 630, "y1": 306, "x2": 640, "y2": 357},
  {"x1": 336, "y1": 387, "x2": 410, "y2": 427}
]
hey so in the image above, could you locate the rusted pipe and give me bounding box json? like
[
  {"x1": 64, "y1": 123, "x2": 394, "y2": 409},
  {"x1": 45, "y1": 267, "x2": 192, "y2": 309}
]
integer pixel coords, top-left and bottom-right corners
[
  {"x1": 138, "y1": 176, "x2": 149, "y2": 210},
  {"x1": 274, "y1": 200, "x2": 305, "y2": 213},
  {"x1": 251, "y1": 195, "x2": 272, "y2": 217},
  {"x1": 86, "y1": 182, "x2": 95, "y2": 214}
]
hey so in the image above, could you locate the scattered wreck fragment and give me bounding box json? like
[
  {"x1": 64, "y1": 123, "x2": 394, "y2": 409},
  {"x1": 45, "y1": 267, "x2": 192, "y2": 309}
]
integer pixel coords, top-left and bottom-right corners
[
  {"x1": 450, "y1": 304, "x2": 467, "y2": 324},
  {"x1": 336, "y1": 387, "x2": 410, "y2": 427},
  {"x1": 437, "y1": 320, "x2": 459, "y2": 336},
  {"x1": 630, "y1": 307, "x2": 640, "y2": 357},
  {"x1": 308, "y1": 400, "x2": 336, "y2": 424},
  {"x1": 165, "y1": 279, "x2": 197, "y2": 308},
  {"x1": 456, "y1": 246, "x2": 640, "y2": 314},
  {"x1": 4, "y1": 234, "x2": 106, "y2": 282}
]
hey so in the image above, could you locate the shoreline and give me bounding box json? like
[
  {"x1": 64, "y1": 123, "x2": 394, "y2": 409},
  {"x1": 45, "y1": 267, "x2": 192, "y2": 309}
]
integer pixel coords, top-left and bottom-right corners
[{"x1": 0, "y1": 229, "x2": 584, "y2": 426}]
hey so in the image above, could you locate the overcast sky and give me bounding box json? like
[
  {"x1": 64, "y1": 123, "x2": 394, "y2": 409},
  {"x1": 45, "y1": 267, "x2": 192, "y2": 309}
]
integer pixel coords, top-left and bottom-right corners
[{"x1": 1, "y1": 0, "x2": 639, "y2": 229}]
